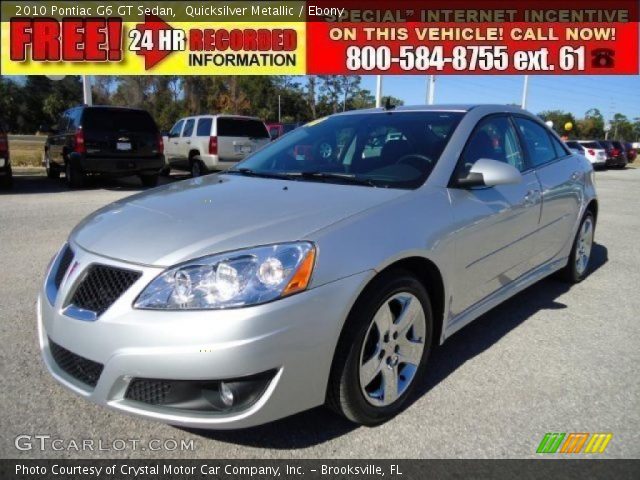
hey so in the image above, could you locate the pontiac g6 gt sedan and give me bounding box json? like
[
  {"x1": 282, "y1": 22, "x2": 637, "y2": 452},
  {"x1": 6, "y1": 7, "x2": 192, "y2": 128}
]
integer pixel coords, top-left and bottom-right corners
[{"x1": 38, "y1": 105, "x2": 597, "y2": 428}]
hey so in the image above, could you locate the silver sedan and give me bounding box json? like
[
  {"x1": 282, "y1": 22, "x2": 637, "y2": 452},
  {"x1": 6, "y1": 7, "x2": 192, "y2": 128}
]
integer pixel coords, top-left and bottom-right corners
[{"x1": 38, "y1": 105, "x2": 597, "y2": 428}]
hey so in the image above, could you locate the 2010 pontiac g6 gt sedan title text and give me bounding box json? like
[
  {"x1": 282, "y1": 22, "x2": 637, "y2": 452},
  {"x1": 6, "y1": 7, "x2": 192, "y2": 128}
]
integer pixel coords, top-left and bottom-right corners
[{"x1": 38, "y1": 105, "x2": 597, "y2": 428}]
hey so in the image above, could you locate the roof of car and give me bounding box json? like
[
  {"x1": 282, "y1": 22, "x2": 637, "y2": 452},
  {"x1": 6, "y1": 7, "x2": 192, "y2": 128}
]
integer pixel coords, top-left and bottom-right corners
[{"x1": 335, "y1": 104, "x2": 526, "y2": 115}]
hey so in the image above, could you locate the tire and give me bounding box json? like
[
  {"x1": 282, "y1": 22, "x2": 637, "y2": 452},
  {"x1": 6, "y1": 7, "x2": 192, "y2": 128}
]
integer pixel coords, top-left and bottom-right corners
[
  {"x1": 327, "y1": 269, "x2": 433, "y2": 425},
  {"x1": 65, "y1": 161, "x2": 85, "y2": 189},
  {"x1": 45, "y1": 150, "x2": 60, "y2": 179},
  {"x1": 160, "y1": 166, "x2": 171, "y2": 177},
  {"x1": 559, "y1": 211, "x2": 596, "y2": 283},
  {"x1": 140, "y1": 174, "x2": 159, "y2": 187},
  {"x1": 0, "y1": 166, "x2": 13, "y2": 189},
  {"x1": 190, "y1": 158, "x2": 207, "y2": 178}
]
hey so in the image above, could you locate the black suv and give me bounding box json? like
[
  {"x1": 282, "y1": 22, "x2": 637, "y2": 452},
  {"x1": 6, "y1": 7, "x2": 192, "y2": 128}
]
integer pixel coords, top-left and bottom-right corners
[
  {"x1": 597, "y1": 140, "x2": 627, "y2": 168},
  {"x1": 43, "y1": 106, "x2": 165, "y2": 188},
  {"x1": 0, "y1": 121, "x2": 11, "y2": 188}
]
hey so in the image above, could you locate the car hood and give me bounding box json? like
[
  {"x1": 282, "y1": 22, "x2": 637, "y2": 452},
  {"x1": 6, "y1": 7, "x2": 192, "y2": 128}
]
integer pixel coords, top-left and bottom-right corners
[{"x1": 71, "y1": 174, "x2": 408, "y2": 267}]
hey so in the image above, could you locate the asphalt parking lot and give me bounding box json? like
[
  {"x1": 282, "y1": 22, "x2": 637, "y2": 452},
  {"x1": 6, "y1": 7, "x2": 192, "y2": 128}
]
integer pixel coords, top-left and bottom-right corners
[{"x1": 1, "y1": 167, "x2": 639, "y2": 459}]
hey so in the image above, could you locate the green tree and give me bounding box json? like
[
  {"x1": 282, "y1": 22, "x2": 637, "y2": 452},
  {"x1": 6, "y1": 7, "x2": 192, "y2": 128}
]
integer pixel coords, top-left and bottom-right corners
[{"x1": 538, "y1": 110, "x2": 577, "y2": 138}]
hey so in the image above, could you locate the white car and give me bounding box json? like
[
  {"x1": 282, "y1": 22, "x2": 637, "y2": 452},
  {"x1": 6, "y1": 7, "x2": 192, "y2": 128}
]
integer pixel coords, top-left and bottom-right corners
[
  {"x1": 164, "y1": 115, "x2": 270, "y2": 176},
  {"x1": 568, "y1": 140, "x2": 607, "y2": 168}
]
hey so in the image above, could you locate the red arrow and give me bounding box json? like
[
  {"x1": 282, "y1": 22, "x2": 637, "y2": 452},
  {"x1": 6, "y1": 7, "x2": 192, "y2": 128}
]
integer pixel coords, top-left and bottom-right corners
[{"x1": 133, "y1": 14, "x2": 175, "y2": 70}]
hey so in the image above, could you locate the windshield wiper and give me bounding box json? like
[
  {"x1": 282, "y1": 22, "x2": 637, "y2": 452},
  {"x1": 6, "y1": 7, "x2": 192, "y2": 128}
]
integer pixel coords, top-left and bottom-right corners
[
  {"x1": 288, "y1": 171, "x2": 377, "y2": 187},
  {"x1": 225, "y1": 168, "x2": 294, "y2": 181}
]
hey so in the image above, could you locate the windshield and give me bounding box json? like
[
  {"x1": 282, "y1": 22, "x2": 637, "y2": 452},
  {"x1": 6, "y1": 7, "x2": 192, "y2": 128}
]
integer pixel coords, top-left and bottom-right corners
[{"x1": 228, "y1": 111, "x2": 464, "y2": 189}]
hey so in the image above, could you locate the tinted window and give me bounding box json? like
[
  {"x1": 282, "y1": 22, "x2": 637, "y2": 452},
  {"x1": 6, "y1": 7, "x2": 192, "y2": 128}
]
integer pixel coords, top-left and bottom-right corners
[
  {"x1": 82, "y1": 108, "x2": 157, "y2": 132},
  {"x1": 196, "y1": 118, "x2": 212, "y2": 136},
  {"x1": 233, "y1": 111, "x2": 464, "y2": 189},
  {"x1": 57, "y1": 112, "x2": 70, "y2": 132},
  {"x1": 461, "y1": 116, "x2": 525, "y2": 174},
  {"x1": 269, "y1": 127, "x2": 280, "y2": 138},
  {"x1": 170, "y1": 120, "x2": 184, "y2": 136},
  {"x1": 550, "y1": 134, "x2": 569, "y2": 157},
  {"x1": 218, "y1": 118, "x2": 269, "y2": 138},
  {"x1": 515, "y1": 117, "x2": 556, "y2": 167},
  {"x1": 580, "y1": 141, "x2": 601, "y2": 149},
  {"x1": 565, "y1": 141, "x2": 580, "y2": 149},
  {"x1": 67, "y1": 108, "x2": 82, "y2": 131},
  {"x1": 182, "y1": 119, "x2": 195, "y2": 137}
]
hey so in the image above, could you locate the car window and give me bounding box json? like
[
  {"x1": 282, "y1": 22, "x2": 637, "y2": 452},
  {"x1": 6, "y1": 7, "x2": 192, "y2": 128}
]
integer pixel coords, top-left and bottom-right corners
[
  {"x1": 580, "y1": 141, "x2": 601, "y2": 149},
  {"x1": 460, "y1": 116, "x2": 525, "y2": 176},
  {"x1": 196, "y1": 118, "x2": 212, "y2": 137},
  {"x1": 67, "y1": 108, "x2": 82, "y2": 132},
  {"x1": 269, "y1": 127, "x2": 280, "y2": 139},
  {"x1": 182, "y1": 119, "x2": 195, "y2": 137},
  {"x1": 170, "y1": 120, "x2": 184, "y2": 137},
  {"x1": 515, "y1": 118, "x2": 557, "y2": 167},
  {"x1": 57, "y1": 112, "x2": 70, "y2": 132},
  {"x1": 218, "y1": 118, "x2": 269, "y2": 138},
  {"x1": 234, "y1": 111, "x2": 464, "y2": 190},
  {"x1": 550, "y1": 134, "x2": 570, "y2": 157},
  {"x1": 82, "y1": 109, "x2": 157, "y2": 132}
]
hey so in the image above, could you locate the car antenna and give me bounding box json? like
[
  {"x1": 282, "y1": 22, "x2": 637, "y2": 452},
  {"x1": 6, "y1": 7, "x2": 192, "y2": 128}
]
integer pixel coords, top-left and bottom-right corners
[{"x1": 384, "y1": 97, "x2": 396, "y2": 111}]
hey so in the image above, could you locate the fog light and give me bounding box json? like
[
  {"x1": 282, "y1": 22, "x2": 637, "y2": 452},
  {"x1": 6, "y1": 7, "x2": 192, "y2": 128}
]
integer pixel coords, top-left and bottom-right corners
[{"x1": 220, "y1": 381, "x2": 234, "y2": 407}]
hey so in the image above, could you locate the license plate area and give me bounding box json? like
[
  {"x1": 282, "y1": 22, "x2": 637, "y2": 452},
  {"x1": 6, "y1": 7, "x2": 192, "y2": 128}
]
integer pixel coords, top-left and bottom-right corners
[
  {"x1": 117, "y1": 142, "x2": 132, "y2": 151},
  {"x1": 235, "y1": 145, "x2": 252, "y2": 154}
]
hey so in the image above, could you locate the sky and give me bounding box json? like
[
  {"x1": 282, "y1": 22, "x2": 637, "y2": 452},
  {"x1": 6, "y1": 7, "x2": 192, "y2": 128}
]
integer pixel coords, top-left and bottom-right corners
[{"x1": 360, "y1": 75, "x2": 640, "y2": 122}]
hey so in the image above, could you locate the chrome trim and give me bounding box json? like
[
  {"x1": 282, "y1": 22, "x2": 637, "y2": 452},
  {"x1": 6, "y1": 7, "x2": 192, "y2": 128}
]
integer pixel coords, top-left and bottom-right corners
[{"x1": 63, "y1": 304, "x2": 98, "y2": 322}]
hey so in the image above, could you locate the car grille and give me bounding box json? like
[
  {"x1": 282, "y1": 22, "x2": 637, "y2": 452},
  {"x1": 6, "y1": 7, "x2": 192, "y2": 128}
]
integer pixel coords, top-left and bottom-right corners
[
  {"x1": 125, "y1": 379, "x2": 172, "y2": 405},
  {"x1": 49, "y1": 339, "x2": 104, "y2": 388},
  {"x1": 54, "y1": 245, "x2": 74, "y2": 288},
  {"x1": 70, "y1": 265, "x2": 141, "y2": 316}
]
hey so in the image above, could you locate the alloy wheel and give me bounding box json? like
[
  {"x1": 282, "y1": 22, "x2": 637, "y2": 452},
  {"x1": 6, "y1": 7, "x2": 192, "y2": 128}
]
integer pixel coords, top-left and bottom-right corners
[
  {"x1": 575, "y1": 216, "x2": 594, "y2": 276},
  {"x1": 359, "y1": 292, "x2": 426, "y2": 407}
]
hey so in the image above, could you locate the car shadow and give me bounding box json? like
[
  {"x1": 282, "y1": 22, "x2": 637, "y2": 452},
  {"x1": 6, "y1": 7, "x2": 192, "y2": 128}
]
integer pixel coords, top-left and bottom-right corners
[{"x1": 178, "y1": 244, "x2": 608, "y2": 450}]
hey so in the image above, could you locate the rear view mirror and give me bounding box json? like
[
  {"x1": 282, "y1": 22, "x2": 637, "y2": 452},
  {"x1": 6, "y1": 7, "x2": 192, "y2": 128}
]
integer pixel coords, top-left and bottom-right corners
[{"x1": 457, "y1": 158, "x2": 522, "y2": 188}]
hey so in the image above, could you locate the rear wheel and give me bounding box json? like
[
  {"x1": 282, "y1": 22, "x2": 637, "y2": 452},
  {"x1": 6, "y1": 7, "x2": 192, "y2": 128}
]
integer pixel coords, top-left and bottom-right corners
[
  {"x1": 191, "y1": 158, "x2": 207, "y2": 178},
  {"x1": 45, "y1": 150, "x2": 60, "y2": 179},
  {"x1": 140, "y1": 174, "x2": 159, "y2": 187},
  {"x1": 560, "y1": 211, "x2": 595, "y2": 283},
  {"x1": 327, "y1": 269, "x2": 433, "y2": 425},
  {"x1": 0, "y1": 166, "x2": 13, "y2": 188},
  {"x1": 65, "y1": 161, "x2": 85, "y2": 189}
]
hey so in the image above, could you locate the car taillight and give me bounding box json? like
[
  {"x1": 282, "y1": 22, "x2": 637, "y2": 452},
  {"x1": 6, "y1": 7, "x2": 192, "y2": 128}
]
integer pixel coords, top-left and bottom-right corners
[
  {"x1": 73, "y1": 128, "x2": 86, "y2": 153},
  {"x1": 156, "y1": 133, "x2": 164, "y2": 154},
  {"x1": 0, "y1": 134, "x2": 7, "y2": 156},
  {"x1": 209, "y1": 136, "x2": 218, "y2": 155},
  {"x1": 588, "y1": 149, "x2": 595, "y2": 156}
]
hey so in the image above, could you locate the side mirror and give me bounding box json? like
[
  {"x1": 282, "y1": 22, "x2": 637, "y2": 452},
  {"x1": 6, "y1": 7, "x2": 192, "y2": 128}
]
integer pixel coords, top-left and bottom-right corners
[{"x1": 456, "y1": 158, "x2": 522, "y2": 188}]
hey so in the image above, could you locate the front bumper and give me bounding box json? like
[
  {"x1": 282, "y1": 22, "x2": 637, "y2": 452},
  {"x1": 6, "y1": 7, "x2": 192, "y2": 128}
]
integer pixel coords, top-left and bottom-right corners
[{"x1": 38, "y1": 245, "x2": 370, "y2": 429}]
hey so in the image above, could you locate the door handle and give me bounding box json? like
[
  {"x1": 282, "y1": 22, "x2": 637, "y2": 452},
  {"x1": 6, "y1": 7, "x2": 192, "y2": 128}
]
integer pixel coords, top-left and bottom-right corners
[
  {"x1": 523, "y1": 189, "x2": 541, "y2": 206},
  {"x1": 186, "y1": 141, "x2": 191, "y2": 145}
]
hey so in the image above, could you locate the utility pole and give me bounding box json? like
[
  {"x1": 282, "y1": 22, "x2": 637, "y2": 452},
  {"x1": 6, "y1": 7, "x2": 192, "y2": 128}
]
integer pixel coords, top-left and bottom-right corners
[
  {"x1": 427, "y1": 75, "x2": 436, "y2": 105},
  {"x1": 82, "y1": 75, "x2": 92, "y2": 106},
  {"x1": 278, "y1": 95, "x2": 281, "y2": 123},
  {"x1": 375, "y1": 75, "x2": 383, "y2": 108},
  {"x1": 521, "y1": 75, "x2": 529, "y2": 109}
]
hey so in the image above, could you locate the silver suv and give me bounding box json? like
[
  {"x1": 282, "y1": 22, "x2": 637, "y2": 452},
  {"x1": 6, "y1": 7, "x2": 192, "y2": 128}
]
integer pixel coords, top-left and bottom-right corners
[
  {"x1": 164, "y1": 115, "x2": 270, "y2": 177},
  {"x1": 39, "y1": 105, "x2": 597, "y2": 429}
]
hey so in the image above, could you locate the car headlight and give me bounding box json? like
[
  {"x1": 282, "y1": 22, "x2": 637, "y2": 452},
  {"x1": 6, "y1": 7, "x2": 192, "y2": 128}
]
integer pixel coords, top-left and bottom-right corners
[{"x1": 134, "y1": 242, "x2": 316, "y2": 310}]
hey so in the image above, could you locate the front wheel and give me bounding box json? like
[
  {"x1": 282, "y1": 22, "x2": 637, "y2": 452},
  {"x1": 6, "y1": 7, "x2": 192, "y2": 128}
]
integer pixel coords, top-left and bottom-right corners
[
  {"x1": 327, "y1": 269, "x2": 433, "y2": 425},
  {"x1": 560, "y1": 211, "x2": 595, "y2": 283}
]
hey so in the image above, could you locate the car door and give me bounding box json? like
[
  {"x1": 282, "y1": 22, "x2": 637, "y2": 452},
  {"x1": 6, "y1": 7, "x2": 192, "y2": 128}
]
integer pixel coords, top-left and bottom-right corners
[
  {"x1": 49, "y1": 110, "x2": 71, "y2": 167},
  {"x1": 178, "y1": 118, "x2": 196, "y2": 168},
  {"x1": 165, "y1": 119, "x2": 185, "y2": 166},
  {"x1": 448, "y1": 115, "x2": 543, "y2": 316},
  {"x1": 514, "y1": 116, "x2": 583, "y2": 266}
]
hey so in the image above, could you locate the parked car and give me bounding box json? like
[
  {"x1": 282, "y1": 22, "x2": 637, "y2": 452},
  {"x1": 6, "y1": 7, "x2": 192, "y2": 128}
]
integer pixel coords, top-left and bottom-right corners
[
  {"x1": 568, "y1": 140, "x2": 607, "y2": 168},
  {"x1": 624, "y1": 142, "x2": 637, "y2": 163},
  {"x1": 597, "y1": 140, "x2": 627, "y2": 168},
  {"x1": 39, "y1": 105, "x2": 597, "y2": 429},
  {"x1": 164, "y1": 115, "x2": 270, "y2": 177},
  {"x1": 266, "y1": 122, "x2": 302, "y2": 140},
  {"x1": 0, "y1": 122, "x2": 12, "y2": 188},
  {"x1": 43, "y1": 106, "x2": 165, "y2": 188}
]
